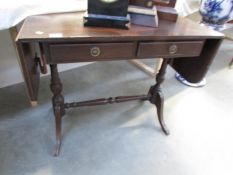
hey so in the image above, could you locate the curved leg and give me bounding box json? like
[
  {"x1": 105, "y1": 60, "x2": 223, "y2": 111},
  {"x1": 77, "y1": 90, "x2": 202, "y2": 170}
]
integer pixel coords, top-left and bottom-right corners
[
  {"x1": 50, "y1": 64, "x2": 65, "y2": 156},
  {"x1": 54, "y1": 104, "x2": 62, "y2": 156},
  {"x1": 229, "y1": 58, "x2": 233, "y2": 69},
  {"x1": 148, "y1": 59, "x2": 170, "y2": 135},
  {"x1": 155, "y1": 91, "x2": 170, "y2": 135}
]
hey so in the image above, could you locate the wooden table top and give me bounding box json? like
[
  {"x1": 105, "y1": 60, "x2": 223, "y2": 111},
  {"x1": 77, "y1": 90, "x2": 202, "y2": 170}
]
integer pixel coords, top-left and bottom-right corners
[{"x1": 17, "y1": 11, "x2": 224, "y2": 42}]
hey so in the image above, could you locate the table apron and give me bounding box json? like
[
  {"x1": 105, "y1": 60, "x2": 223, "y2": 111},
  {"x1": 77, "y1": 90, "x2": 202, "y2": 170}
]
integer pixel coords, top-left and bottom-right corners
[{"x1": 41, "y1": 40, "x2": 205, "y2": 64}]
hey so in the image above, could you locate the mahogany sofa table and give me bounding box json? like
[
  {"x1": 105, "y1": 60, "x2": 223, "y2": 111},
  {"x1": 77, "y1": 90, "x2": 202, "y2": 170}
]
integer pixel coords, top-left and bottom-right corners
[{"x1": 16, "y1": 12, "x2": 223, "y2": 156}]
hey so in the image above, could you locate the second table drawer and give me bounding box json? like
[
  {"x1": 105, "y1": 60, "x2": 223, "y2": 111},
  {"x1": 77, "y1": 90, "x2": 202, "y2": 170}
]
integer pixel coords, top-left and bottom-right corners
[
  {"x1": 137, "y1": 41, "x2": 204, "y2": 58},
  {"x1": 48, "y1": 42, "x2": 135, "y2": 63}
]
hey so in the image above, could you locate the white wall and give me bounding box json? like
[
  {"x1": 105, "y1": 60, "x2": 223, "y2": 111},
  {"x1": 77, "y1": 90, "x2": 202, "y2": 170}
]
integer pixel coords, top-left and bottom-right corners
[{"x1": 0, "y1": 29, "x2": 91, "y2": 88}]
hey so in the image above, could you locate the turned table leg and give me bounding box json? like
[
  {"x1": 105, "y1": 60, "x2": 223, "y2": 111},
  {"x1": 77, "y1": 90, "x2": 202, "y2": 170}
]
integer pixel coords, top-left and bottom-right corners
[
  {"x1": 50, "y1": 64, "x2": 65, "y2": 156},
  {"x1": 148, "y1": 59, "x2": 170, "y2": 135}
]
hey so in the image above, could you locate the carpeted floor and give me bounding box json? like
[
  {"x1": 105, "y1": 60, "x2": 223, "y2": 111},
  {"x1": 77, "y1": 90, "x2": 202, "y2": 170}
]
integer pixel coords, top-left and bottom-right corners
[{"x1": 0, "y1": 39, "x2": 233, "y2": 175}]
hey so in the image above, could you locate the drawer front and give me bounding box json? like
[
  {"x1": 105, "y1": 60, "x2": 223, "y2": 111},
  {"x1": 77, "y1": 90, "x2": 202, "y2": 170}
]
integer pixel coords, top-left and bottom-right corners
[
  {"x1": 137, "y1": 41, "x2": 204, "y2": 58},
  {"x1": 48, "y1": 43, "x2": 135, "y2": 63}
]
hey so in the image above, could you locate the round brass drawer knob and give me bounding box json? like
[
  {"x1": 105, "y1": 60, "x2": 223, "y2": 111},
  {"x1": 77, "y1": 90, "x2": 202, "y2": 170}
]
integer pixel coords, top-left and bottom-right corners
[
  {"x1": 90, "y1": 47, "x2": 101, "y2": 57},
  {"x1": 169, "y1": 44, "x2": 178, "y2": 55}
]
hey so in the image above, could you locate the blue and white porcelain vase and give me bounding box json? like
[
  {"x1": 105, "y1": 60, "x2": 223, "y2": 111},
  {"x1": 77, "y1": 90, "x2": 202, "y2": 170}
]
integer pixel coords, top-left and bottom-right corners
[{"x1": 200, "y1": 0, "x2": 233, "y2": 29}]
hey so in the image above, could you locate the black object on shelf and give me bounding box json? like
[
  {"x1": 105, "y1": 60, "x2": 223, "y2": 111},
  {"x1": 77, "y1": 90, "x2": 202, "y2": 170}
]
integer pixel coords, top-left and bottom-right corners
[{"x1": 84, "y1": 0, "x2": 130, "y2": 29}]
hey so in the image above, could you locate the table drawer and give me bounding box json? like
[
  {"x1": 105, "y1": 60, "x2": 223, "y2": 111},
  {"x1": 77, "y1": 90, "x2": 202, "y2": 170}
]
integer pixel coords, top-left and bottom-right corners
[
  {"x1": 48, "y1": 42, "x2": 135, "y2": 63},
  {"x1": 137, "y1": 41, "x2": 204, "y2": 58}
]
